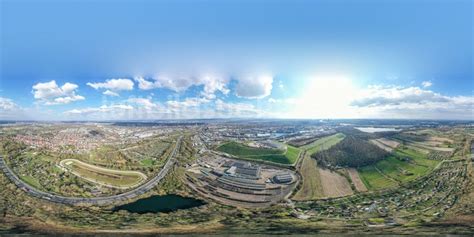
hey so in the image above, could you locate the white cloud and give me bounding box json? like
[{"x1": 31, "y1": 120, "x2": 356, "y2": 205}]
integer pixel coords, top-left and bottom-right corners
[
  {"x1": 103, "y1": 90, "x2": 119, "y2": 97},
  {"x1": 134, "y1": 74, "x2": 230, "y2": 99},
  {"x1": 32, "y1": 80, "x2": 85, "y2": 105},
  {"x1": 64, "y1": 104, "x2": 133, "y2": 115},
  {"x1": 166, "y1": 97, "x2": 210, "y2": 109},
  {"x1": 127, "y1": 98, "x2": 160, "y2": 110},
  {"x1": 0, "y1": 97, "x2": 18, "y2": 110},
  {"x1": 422, "y1": 81, "x2": 433, "y2": 88},
  {"x1": 351, "y1": 86, "x2": 449, "y2": 107},
  {"x1": 87, "y1": 78, "x2": 134, "y2": 96},
  {"x1": 235, "y1": 74, "x2": 273, "y2": 99},
  {"x1": 134, "y1": 77, "x2": 158, "y2": 90},
  {"x1": 350, "y1": 85, "x2": 474, "y2": 120},
  {"x1": 214, "y1": 99, "x2": 262, "y2": 116}
]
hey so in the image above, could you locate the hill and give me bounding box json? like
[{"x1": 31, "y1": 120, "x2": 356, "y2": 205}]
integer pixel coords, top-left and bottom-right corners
[{"x1": 311, "y1": 135, "x2": 389, "y2": 168}]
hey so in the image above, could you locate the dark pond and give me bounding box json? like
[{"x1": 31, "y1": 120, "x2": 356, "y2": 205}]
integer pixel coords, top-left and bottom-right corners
[{"x1": 113, "y1": 194, "x2": 205, "y2": 214}]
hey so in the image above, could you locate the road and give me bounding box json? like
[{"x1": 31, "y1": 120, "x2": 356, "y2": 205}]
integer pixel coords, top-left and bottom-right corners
[{"x1": 0, "y1": 136, "x2": 182, "y2": 206}]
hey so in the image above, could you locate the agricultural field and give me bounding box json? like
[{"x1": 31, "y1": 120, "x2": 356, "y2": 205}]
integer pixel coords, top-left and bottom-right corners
[
  {"x1": 292, "y1": 152, "x2": 324, "y2": 200},
  {"x1": 59, "y1": 159, "x2": 147, "y2": 189},
  {"x1": 301, "y1": 133, "x2": 345, "y2": 155},
  {"x1": 347, "y1": 168, "x2": 367, "y2": 192},
  {"x1": 318, "y1": 168, "x2": 354, "y2": 198},
  {"x1": 393, "y1": 133, "x2": 455, "y2": 153},
  {"x1": 293, "y1": 133, "x2": 346, "y2": 200},
  {"x1": 358, "y1": 146, "x2": 440, "y2": 190},
  {"x1": 216, "y1": 141, "x2": 301, "y2": 165},
  {"x1": 358, "y1": 165, "x2": 398, "y2": 190}
]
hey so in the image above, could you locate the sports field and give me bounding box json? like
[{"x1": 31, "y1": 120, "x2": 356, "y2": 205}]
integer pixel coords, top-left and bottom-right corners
[
  {"x1": 217, "y1": 141, "x2": 301, "y2": 165},
  {"x1": 59, "y1": 159, "x2": 147, "y2": 189}
]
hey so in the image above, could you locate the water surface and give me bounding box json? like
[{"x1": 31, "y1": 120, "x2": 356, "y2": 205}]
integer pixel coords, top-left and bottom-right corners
[{"x1": 113, "y1": 194, "x2": 205, "y2": 214}]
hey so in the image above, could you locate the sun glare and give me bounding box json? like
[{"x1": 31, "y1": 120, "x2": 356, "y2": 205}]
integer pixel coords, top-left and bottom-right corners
[{"x1": 290, "y1": 75, "x2": 359, "y2": 119}]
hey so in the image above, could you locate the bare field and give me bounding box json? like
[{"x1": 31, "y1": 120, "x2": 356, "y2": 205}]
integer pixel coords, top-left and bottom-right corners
[
  {"x1": 319, "y1": 168, "x2": 353, "y2": 198},
  {"x1": 347, "y1": 168, "x2": 367, "y2": 192},
  {"x1": 370, "y1": 139, "x2": 393, "y2": 152},
  {"x1": 292, "y1": 154, "x2": 324, "y2": 201},
  {"x1": 377, "y1": 138, "x2": 400, "y2": 149}
]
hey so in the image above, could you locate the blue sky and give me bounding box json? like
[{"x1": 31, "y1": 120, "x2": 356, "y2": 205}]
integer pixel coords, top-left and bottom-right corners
[{"x1": 0, "y1": 0, "x2": 472, "y2": 120}]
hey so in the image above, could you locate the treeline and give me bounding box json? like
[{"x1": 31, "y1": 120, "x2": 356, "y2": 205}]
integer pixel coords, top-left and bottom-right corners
[{"x1": 311, "y1": 135, "x2": 389, "y2": 168}]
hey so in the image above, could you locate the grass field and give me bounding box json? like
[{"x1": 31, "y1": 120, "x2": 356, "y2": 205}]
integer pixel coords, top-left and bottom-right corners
[
  {"x1": 293, "y1": 133, "x2": 346, "y2": 200},
  {"x1": 358, "y1": 146, "x2": 440, "y2": 190},
  {"x1": 59, "y1": 159, "x2": 147, "y2": 189},
  {"x1": 302, "y1": 133, "x2": 346, "y2": 155},
  {"x1": 20, "y1": 175, "x2": 41, "y2": 188},
  {"x1": 358, "y1": 165, "x2": 397, "y2": 190},
  {"x1": 216, "y1": 141, "x2": 301, "y2": 165}
]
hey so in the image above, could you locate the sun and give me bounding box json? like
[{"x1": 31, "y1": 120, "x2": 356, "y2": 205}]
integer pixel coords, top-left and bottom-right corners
[{"x1": 289, "y1": 74, "x2": 360, "y2": 119}]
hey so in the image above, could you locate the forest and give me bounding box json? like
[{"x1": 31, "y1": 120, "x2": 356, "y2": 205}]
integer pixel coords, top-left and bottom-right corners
[{"x1": 311, "y1": 135, "x2": 389, "y2": 168}]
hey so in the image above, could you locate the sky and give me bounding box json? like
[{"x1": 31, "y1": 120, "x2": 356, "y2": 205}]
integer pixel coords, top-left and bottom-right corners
[{"x1": 0, "y1": 0, "x2": 473, "y2": 120}]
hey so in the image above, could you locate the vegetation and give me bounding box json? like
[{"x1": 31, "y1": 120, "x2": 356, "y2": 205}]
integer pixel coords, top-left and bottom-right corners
[
  {"x1": 292, "y1": 152, "x2": 323, "y2": 200},
  {"x1": 217, "y1": 141, "x2": 301, "y2": 165},
  {"x1": 302, "y1": 133, "x2": 345, "y2": 155},
  {"x1": 312, "y1": 136, "x2": 389, "y2": 168},
  {"x1": 293, "y1": 133, "x2": 346, "y2": 200},
  {"x1": 358, "y1": 147, "x2": 440, "y2": 190},
  {"x1": 60, "y1": 159, "x2": 147, "y2": 189}
]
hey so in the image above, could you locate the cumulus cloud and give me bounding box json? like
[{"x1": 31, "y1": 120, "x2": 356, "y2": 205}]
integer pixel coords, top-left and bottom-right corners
[
  {"x1": 87, "y1": 78, "x2": 134, "y2": 96},
  {"x1": 127, "y1": 98, "x2": 160, "y2": 110},
  {"x1": 103, "y1": 90, "x2": 119, "y2": 97},
  {"x1": 235, "y1": 74, "x2": 273, "y2": 99},
  {"x1": 351, "y1": 86, "x2": 449, "y2": 107},
  {"x1": 422, "y1": 81, "x2": 433, "y2": 88},
  {"x1": 134, "y1": 74, "x2": 229, "y2": 99},
  {"x1": 0, "y1": 97, "x2": 18, "y2": 110},
  {"x1": 350, "y1": 85, "x2": 474, "y2": 120},
  {"x1": 32, "y1": 80, "x2": 85, "y2": 105}
]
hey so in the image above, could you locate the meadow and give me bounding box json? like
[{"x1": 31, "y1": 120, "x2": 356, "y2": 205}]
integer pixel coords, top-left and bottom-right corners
[{"x1": 217, "y1": 141, "x2": 301, "y2": 165}]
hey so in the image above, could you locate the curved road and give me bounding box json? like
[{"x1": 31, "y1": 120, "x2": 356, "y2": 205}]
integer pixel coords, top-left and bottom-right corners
[{"x1": 0, "y1": 136, "x2": 182, "y2": 206}]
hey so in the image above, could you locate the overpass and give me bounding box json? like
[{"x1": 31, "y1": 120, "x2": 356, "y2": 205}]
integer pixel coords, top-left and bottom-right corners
[{"x1": 0, "y1": 136, "x2": 182, "y2": 206}]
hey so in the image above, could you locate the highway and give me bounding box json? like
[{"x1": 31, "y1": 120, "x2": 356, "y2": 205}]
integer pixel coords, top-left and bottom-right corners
[{"x1": 0, "y1": 136, "x2": 182, "y2": 206}]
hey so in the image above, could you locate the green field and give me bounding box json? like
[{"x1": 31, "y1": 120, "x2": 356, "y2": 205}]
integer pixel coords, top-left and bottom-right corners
[
  {"x1": 302, "y1": 133, "x2": 346, "y2": 155},
  {"x1": 358, "y1": 147, "x2": 440, "y2": 190},
  {"x1": 20, "y1": 175, "x2": 41, "y2": 189},
  {"x1": 217, "y1": 141, "x2": 301, "y2": 165},
  {"x1": 358, "y1": 165, "x2": 397, "y2": 190},
  {"x1": 60, "y1": 159, "x2": 147, "y2": 189}
]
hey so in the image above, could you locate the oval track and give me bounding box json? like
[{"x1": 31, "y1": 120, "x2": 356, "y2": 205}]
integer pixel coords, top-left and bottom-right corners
[{"x1": 0, "y1": 136, "x2": 182, "y2": 206}]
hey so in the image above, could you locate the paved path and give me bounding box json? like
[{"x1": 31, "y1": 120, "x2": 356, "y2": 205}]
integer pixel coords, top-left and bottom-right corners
[{"x1": 0, "y1": 136, "x2": 182, "y2": 206}]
